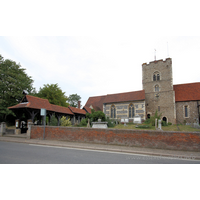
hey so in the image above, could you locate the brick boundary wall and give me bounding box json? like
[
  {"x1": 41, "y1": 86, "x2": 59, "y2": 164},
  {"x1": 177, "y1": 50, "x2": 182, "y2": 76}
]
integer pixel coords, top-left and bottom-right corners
[{"x1": 30, "y1": 126, "x2": 200, "y2": 152}]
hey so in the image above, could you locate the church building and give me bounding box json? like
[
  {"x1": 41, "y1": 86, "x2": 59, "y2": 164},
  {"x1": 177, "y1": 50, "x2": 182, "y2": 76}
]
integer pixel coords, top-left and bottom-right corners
[{"x1": 85, "y1": 58, "x2": 200, "y2": 124}]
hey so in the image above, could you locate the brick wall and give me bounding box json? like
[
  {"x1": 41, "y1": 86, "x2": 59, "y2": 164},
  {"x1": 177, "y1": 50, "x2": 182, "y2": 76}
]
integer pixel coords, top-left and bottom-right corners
[{"x1": 31, "y1": 126, "x2": 200, "y2": 151}]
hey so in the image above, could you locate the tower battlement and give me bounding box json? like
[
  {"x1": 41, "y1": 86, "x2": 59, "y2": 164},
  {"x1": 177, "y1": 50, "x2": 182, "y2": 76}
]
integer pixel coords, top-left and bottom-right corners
[{"x1": 142, "y1": 58, "x2": 171, "y2": 66}]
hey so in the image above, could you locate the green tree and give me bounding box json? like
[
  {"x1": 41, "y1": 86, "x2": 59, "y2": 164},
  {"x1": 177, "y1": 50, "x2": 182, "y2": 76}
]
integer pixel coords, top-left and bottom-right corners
[
  {"x1": 0, "y1": 55, "x2": 35, "y2": 122},
  {"x1": 36, "y1": 83, "x2": 69, "y2": 107},
  {"x1": 86, "y1": 110, "x2": 106, "y2": 122},
  {"x1": 144, "y1": 110, "x2": 162, "y2": 126},
  {"x1": 67, "y1": 94, "x2": 81, "y2": 108}
]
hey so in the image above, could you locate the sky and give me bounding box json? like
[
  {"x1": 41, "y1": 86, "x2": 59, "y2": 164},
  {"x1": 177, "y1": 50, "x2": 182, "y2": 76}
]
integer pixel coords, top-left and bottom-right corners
[{"x1": 1, "y1": 0, "x2": 200, "y2": 107}]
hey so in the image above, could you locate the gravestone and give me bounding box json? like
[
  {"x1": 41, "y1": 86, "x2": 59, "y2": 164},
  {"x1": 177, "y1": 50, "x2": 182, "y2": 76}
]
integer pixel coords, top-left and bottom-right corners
[
  {"x1": 121, "y1": 118, "x2": 129, "y2": 125},
  {"x1": 158, "y1": 119, "x2": 162, "y2": 130},
  {"x1": 87, "y1": 119, "x2": 90, "y2": 128},
  {"x1": 133, "y1": 115, "x2": 142, "y2": 124},
  {"x1": 92, "y1": 121, "x2": 108, "y2": 128},
  {"x1": 155, "y1": 118, "x2": 158, "y2": 129}
]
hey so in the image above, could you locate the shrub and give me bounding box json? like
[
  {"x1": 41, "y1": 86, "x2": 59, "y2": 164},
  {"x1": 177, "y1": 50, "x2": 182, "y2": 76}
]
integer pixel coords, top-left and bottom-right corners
[
  {"x1": 60, "y1": 116, "x2": 72, "y2": 126},
  {"x1": 49, "y1": 114, "x2": 58, "y2": 126},
  {"x1": 136, "y1": 125, "x2": 151, "y2": 129},
  {"x1": 106, "y1": 117, "x2": 115, "y2": 127},
  {"x1": 162, "y1": 121, "x2": 168, "y2": 126},
  {"x1": 168, "y1": 122, "x2": 172, "y2": 125},
  {"x1": 144, "y1": 118, "x2": 151, "y2": 124},
  {"x1": 80, "y1": 118, "x2": 87, "y2": 126}
]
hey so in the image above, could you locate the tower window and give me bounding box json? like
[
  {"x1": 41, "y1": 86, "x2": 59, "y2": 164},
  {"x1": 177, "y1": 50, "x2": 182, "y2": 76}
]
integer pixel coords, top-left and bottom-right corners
[
  {"x1": 153, "y1": 74, "x2": 156, "y2": 81},
  {"x1": 153, "y1": 72, "x2": 160, "y2": 81},
  {"x1": 155, "y1": 85, "x2": 159, "y2": 92},
  {"x1": 157, "y1": 74, "x2": 160, "y2": 81}
]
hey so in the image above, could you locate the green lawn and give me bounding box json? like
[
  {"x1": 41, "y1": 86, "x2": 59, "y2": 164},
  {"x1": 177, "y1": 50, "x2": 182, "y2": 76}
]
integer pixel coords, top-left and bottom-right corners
[
  {"x1": 6, "y1": 123, "x2": 200, "y2": 132},
  {"x1": 112, "y1": 123, "x2": 200, "y2": 132}
]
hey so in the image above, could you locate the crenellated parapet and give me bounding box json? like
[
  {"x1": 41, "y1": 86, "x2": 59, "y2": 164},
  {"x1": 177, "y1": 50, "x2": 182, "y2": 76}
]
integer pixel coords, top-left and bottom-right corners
[{"x1": 142, "y1": 58, "x2": 171, "y2": 66}]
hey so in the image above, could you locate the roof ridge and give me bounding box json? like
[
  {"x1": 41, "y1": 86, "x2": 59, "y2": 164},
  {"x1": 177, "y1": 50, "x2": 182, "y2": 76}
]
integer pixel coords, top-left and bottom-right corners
[
  {"x1": 106, "y1": 89, "x2": 144, "y2": 96},
  {"x1": 174, "y1": 82, "x2": 200, "y2": 86},
  {"x1": 26, "y1": 95, "x2": 50, "y2": 102}
]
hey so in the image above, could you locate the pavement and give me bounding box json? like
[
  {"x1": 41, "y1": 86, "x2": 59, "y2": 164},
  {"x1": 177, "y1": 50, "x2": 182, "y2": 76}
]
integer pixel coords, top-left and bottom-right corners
[{"x1": 0, "y1": 134, "x2": 200, "y2": 160}]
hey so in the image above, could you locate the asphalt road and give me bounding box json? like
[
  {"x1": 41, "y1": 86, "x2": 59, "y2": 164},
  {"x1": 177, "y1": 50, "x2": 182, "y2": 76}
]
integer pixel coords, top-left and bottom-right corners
[{"x1": 0, "y1": 141, "x2": 200, "y2": 164}]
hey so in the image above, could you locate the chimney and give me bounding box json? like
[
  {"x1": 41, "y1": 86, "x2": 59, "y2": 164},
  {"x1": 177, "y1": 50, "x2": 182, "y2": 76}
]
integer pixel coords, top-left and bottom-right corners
[{"x1": 78, "y1": 101, "x2": 81, "y2": 109}]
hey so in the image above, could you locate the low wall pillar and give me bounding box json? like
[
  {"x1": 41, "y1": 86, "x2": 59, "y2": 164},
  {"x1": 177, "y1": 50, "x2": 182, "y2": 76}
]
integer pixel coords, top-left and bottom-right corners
[
  {"x1": 27, "y1": 122, "x2": 33, "y2": 139},
  {"x1": 0, "y1": 122, "x2": 6, "y2": 136}
]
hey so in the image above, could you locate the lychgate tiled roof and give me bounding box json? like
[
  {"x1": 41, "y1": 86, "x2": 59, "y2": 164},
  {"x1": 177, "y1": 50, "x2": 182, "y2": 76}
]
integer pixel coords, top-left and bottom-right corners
[
  {"x1": 51, "y1": 104, "x2": 74, "y2": 115},
  {"x1": 174, "y1": 82, "x2": 200, "y2": 102},
  {"x1": 8, "y1": 95, "x2": 53, "y2": 111},
  {"x1": 83, "y1": 106, "x2": 92, "y2": 114},
  {"x1": 68, "y1": 106, "x2": 86, "y2": 115},
  {"x1": 8, "y1": 95, "x2": 87, "y2": 116}
]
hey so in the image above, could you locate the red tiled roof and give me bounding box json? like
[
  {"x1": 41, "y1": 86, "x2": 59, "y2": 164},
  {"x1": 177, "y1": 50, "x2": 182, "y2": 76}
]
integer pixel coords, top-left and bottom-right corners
[
  {"x1": 51, "y1": 104, "x2": 74, "y2": 115},
  {"x1": 85, "y1": 90, "x2": 145, "y2": 111},
  {"x1": 8, "y1": 95, "x2": 74, "y2": 115},
  {"x1": 85, "y1": 95, "x2": 107, "y2": 111},
  {"x1": 83, "y1": 106, "x2": 92, "y2": 114},
  {"x1": 104, "y1": 90, "x2": 145, "y2": 104},
  {"x1": 173, "y1": 82, "x2": 200, "y2": 102},
  {"x1": 91, "y1": 105, "x2": 102, "y2": 111},
  {"x1": 68, "y1": 106, "x2": 86, "y2": 115},
  {"x1": 8, "y1": 95, "x2": 53, "y2": 110}
]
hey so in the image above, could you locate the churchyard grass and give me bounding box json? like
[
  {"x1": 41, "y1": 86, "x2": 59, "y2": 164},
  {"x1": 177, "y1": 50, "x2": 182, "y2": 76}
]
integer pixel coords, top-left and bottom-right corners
[
  {"x1": 162, "y1": 124, "x2": 200, "y2": 132},
  {"x1": 113, "y1": 123, "x2": 200, "y2": 132}
]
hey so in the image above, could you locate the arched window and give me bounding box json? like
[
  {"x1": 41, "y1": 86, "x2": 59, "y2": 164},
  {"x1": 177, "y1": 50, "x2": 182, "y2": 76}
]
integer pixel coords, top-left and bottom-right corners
[
  {"x1": 111, "y1": 105, "x2": 116, "y2": 118},
  {"x1": 153, "y1": 72, "x2": 160, "y2": 81},
  {"x1": 185, "y1": 106, "x2": 188, "y2": 118},
  {"x1": 129, "y1": 104, "x2": 135, "y2": 118},
  {"x1": 155, "y1": 85, "x2": 159, "y2": 92},
  {"x1": 157, "y1": 74, "x2": 160, "y2": 81},
  {"x1": 153, "y1": 74, "x2": 156, "y2": 81}
]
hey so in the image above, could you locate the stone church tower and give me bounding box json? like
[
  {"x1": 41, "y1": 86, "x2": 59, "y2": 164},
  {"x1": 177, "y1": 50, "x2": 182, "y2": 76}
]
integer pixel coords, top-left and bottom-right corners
[{"x1": 142, "y1": 58, "x2": 176, "y2": 124}]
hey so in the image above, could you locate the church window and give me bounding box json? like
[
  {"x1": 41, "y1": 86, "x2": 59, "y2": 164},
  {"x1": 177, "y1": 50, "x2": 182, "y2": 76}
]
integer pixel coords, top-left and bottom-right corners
[
  {"x1": 185, "y1": 106, "x2": 188, "y2": 118},
  {"x1": 129, "y1": 104, "x2": 135, "y2": 118},
  {"x1": 111, "y1": 105, "x2": 116, "y2": 118}
]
